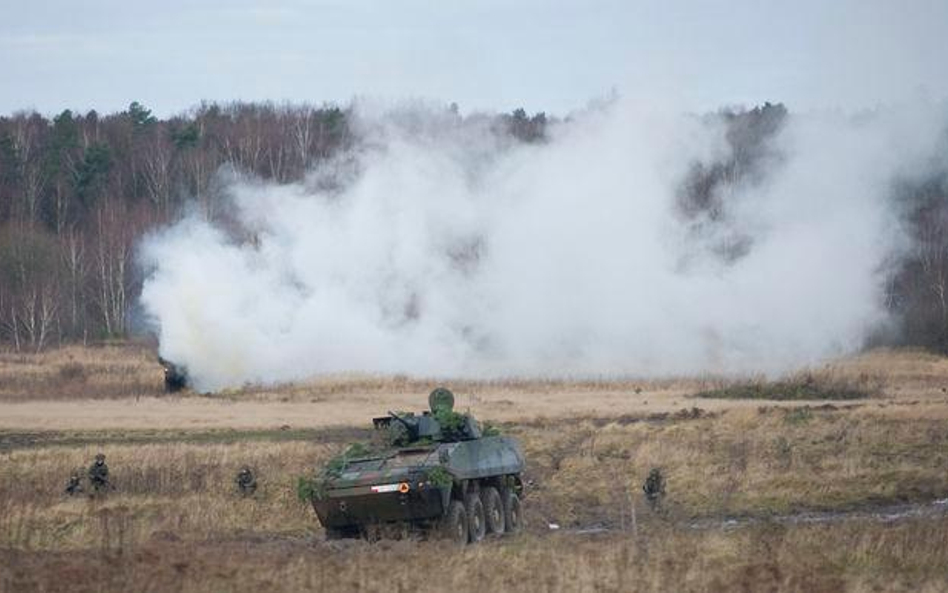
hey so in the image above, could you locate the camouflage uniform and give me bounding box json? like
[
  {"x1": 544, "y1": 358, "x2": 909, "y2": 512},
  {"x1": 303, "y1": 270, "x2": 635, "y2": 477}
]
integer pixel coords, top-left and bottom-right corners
[
  {"x1": 642, "y1": 468, "x2": 666, "y2": 510},
  {"x1": 64, "y1": 471, "x2": 84, "y2": 496},
  {"x1": 88, "y1": 454, "x2": 110, "y2": 495},
  {"x1": 235, "y1": 466, "x2": 257, "y2": 496}
]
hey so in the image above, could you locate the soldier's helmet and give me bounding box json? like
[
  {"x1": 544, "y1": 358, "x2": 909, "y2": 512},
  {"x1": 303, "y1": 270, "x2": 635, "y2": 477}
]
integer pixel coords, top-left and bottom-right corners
[
  {"x1": 94, "y1": 453, "x2": 106, "y2": 462},
  {"x1": 429, "y1": 387, "x2": 455, "y2": 413}
]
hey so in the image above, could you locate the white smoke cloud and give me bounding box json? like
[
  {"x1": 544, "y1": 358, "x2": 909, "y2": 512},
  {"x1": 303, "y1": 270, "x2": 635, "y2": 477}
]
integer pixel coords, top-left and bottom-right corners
[{"x1": 138, "y1": 98, "x2": 947, "y2": 391}]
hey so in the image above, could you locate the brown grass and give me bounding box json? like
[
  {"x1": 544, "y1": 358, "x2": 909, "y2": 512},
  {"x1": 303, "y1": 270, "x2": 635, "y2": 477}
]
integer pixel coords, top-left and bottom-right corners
[
  {"x1": 0, "y1": 343, "x2": 165, "y2": 401},
  {"x1": 2, "y1": 346, "x2": 948, "y2": 591},
  {"x1": 3, "y1": 344, "x2": 947, "y2": 431},
  {"x1": 4, "y1": 519, "x2": 948, "y2": 593},
  {"x1": 2, "y1": 406, "x2": 948, "y2": 591}
]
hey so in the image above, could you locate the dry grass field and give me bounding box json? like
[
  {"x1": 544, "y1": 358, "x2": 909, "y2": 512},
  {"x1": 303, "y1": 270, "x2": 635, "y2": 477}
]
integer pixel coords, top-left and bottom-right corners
[{"x1": 2, "y1": 344, "x2": 948, "y2": 592}]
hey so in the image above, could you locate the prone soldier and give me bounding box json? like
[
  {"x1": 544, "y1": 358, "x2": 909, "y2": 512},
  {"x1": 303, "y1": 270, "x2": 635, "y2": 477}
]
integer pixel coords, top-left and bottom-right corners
[{"x1": 64, "y1": 471, "x2": 84, "y2": 496}]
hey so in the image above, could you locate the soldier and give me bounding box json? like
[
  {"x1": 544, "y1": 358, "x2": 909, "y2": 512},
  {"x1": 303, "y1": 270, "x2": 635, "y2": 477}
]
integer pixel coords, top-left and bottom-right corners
[
  {"x1": 235, "y1": 466, "x2": 257, "y2": 497},
  {"x1": 64, "y1": 471, "x2": 84, "y2": 496},
  {"x1": 428, "y1": 387, "x2": 482, "y2": 441},
  {"x1": 88, "y1": 453, "x2": 111, "y2": 495},
  {"x1": 642, "y1": 467, "x2": 666, "y2": 511}
]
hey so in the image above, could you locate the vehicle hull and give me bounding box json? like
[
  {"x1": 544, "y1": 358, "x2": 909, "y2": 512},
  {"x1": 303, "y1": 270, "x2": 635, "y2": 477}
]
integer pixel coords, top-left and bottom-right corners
[
  {"x1": 313, "y1": 484, "x2": 447, "y2": 528},
  {"x1": 311, "y1": 436, "x2": 524, "y2": 531}
]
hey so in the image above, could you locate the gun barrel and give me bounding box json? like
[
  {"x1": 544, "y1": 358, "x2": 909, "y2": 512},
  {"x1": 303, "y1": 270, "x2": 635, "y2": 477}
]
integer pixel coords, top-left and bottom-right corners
[
  {"x1": 387, "y1": 410, "x2": 409, "y2": 427},
  {"x1": 387, "y1": 411, "x2": 418, "y2": 439}
]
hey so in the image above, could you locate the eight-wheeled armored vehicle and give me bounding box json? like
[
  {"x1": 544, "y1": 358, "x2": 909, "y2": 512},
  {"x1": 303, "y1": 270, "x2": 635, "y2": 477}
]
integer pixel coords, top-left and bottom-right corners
[{"x1": 306, "y1": 388, "x2": 525, "y2": 544}]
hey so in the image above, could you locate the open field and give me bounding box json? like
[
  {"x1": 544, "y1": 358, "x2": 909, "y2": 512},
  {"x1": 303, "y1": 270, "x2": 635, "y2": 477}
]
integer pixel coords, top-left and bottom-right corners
[
  {"x1": 3, "y1": 344, "x2": 948, "y2": 430},
  {"x1": 2, "y1": 345, "x2": 948, "y2": 591}
]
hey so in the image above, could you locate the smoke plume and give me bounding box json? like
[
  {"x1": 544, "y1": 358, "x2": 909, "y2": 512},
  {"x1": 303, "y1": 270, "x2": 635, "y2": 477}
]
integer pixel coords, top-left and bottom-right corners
[{"x1": 138, "y1": 98, "x2": 948, "y2": 391}]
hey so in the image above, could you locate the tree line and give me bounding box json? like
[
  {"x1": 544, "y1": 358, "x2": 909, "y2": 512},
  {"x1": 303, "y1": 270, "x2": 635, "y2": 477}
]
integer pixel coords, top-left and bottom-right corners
[
  {"x1": 676, "y1": 102, "x2": 948, "y2": 353},
  {"x1": 0, "y1": 100, "x2": 945, "y2": 354},
  {"x1": 0, "y1": 101, "x2": 548, "y2": 350}
]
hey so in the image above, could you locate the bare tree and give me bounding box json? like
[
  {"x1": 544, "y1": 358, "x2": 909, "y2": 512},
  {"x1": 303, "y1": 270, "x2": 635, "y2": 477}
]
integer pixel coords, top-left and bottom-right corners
[
  {"x1": 0, "y1": 224, "x2": 64, "y2": 351},
  {"x1": 141, "y1": 131, "x2": 174, "y2": 214},
  {"x1": 90, "y1": 199, "x2": 140, "y2": 336},
  {"x1": 60, "y1": 228, "x2": 87, "y2": 341}
]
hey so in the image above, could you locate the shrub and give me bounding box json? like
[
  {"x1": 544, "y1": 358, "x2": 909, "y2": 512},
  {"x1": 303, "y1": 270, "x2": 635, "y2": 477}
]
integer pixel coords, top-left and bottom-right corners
[
  {"x1": 693, "y1": 375, "x2": 873, "y2": 401},
  {"x1": 57, "y1": 362, "x2": 87, "y2": 382}
]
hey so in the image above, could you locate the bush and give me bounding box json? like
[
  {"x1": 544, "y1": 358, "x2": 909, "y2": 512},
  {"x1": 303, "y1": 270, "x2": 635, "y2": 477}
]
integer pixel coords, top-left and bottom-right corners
[
  {"x1": 693, "y1": 375, "x2": 873, "y2": 401},
  {"x1": 57, "y1": 362, "x2": 87, "y2": 382}
]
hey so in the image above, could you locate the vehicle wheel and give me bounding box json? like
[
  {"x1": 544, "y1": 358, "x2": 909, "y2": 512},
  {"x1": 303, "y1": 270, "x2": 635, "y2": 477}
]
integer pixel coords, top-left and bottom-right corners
[
  {"x1": 440, "y1": 500, "x2": 468, "y2": 545},
  {"x1": 483, "y1": 487, "x2": 505, "y2": 535},
  {"x1": 466, "y1": 495, "x2": 486, "y2": 543},
  {"x1": 503, "y1": 491, "x2": 523, "y2": 533}
]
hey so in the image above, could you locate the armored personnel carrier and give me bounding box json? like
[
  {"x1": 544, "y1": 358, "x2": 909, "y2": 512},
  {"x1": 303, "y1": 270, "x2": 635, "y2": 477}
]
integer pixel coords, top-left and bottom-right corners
[{"x1": 304, "y1": 388, "x2": 525, "y2": 544}]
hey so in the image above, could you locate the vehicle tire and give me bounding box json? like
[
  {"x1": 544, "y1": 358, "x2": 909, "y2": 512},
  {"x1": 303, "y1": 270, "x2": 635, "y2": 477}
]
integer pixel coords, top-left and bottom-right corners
[
  {"x1": 466, "y1": 495, "x2": 486, "y2": 543},
  {"x1": 441, "y1": 500, "x2": 468, "y2": 545},
  {"x1": 483, "y1": 487, "x2": 505, "y2": 535},
  {"x1": 503, "y1": 491, "x2": 523, "y2": 534}
]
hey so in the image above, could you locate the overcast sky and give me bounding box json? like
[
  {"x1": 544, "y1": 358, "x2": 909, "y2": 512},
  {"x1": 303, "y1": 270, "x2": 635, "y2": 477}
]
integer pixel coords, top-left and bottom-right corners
[{"x1": 1, "y1": 0, "x2": 947, "y2": 117}]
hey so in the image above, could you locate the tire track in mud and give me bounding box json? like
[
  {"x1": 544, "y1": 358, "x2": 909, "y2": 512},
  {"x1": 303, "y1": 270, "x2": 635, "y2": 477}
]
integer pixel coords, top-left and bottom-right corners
[
  {"x1": 146, "y1": 497, "x2": 948, "y2": 548},
  {"x1": 563, "y1": 498, "x2": 948, "y2": 536}
]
